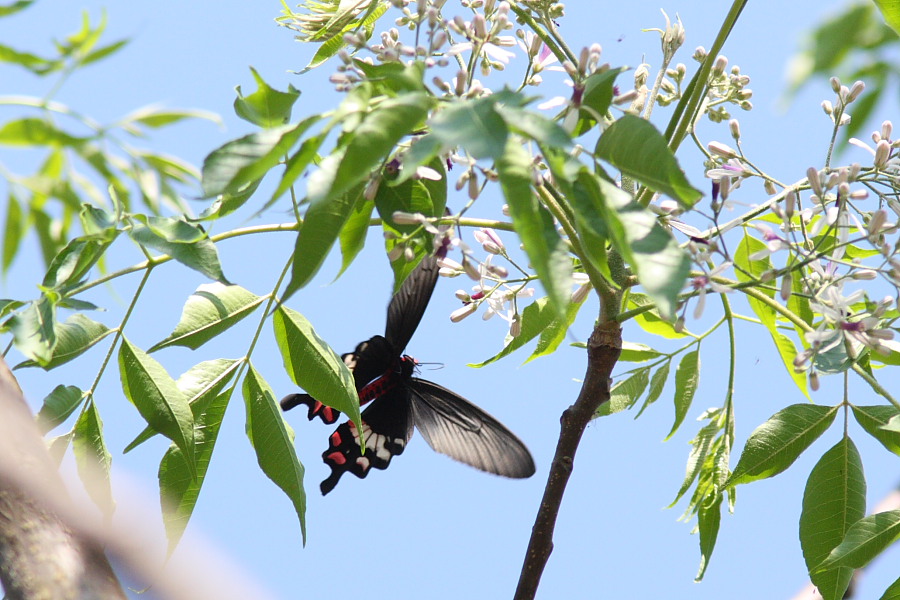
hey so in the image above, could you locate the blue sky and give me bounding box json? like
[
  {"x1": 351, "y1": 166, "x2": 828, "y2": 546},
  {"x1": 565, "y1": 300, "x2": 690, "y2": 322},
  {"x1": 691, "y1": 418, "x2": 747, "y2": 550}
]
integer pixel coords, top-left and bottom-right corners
[{"x1": 2, "y1": 1, "x2": 900, "y2": 598}]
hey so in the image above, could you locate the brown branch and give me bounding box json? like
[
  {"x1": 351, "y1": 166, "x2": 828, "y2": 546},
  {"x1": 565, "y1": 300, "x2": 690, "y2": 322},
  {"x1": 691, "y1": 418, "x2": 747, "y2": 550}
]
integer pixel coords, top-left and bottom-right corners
[
  {"x1": 514, "y1": 320, "x2": 622, "y2": 600},
  {"x1": 0, "y1": 356, "x2": 281, "y2": 600},
  {"x1": 0, "y1": 358, "x2": 126, "y2": 599}
]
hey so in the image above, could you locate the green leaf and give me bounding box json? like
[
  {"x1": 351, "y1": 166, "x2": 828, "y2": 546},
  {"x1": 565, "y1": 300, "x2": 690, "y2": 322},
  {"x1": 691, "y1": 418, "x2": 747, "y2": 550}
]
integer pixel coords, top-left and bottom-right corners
[
  {"x1": 201, "y1": 122, "x2": 308, "y2": 197},
  {"x1": 665, "y1": 349, "x2": 700, "y2": 440},
  {"x1": 121, "y1": 105, "x2": 220, "y2": 129},
  {"x1": 727, "y1": 404, "x2": 839, "y2": 486},
  {"x1": 267, "y1": 131, "x2": 326, "y2": 207},
  {"x1": 873, "y1": 0, "x2": 900, "y2": 35},
  {"x1": 619, "y1": 341, "x2": 663, "y2": 363},
  {"x1": 352, "y1": 60, "x2": 427, "y2": 96},
  {"x1": 234, "y1": 66, "x2": 301, "y2": 128},
  {"x1": 42, "y1": 237, "x2": 112, "y2": 289},
  {"x1": 495, "y1": 105, "x2": 572, "y2": 150},
  {"x1": 159, "y1": 385, "x2": 233, "y2": 551},
  {"x1": 497, "y1": 139, "x2": 571, "y2": 316},
  {"x1": 881, "y1": 575, "x2": 900, "y2": 600},
  {"x1": 852, "y1": 405, "x2": 900, "y2": 456},
  {"x1": 695, "y1": 493, "x2": 723, "y2": 581},
  {"x1": 429, "y1": 96, "x2": 508, "y2": 160},
  {"x1": 243, "y1": 364, "x2": 306, "y2": 543},
  {"x1": 133, "y1": 215, "x2": 207, "y2": 244},
  {"x1": 527, "y1": 293, "x2": 588, "y2": 363},
  {"x1": 0, "y1": 1, "x2": 36, "y2": 18},
  {"x1": 579, "y1": 171, "x2": 690, "y2": 321},
  {"x1": 73, "y1": 400, "x2": 114, "y2": 516},
  {"x1": 7, "y1": 297, "x2": 56, "y2": 364},
  {"x1": 15, "y1": 313, "x2": 112, "y2": 370},
  {"x1": 150, "y1": 284, "x2": 265, "y2": 351},
  {"x1": 81, "y1": 38, "x2": 129, "y2": 67},
  {"x1": 628, "y1": 293, "x2": 687, "y2": 338},
  {"x1": 338, "y1": 198, "x2": 375, "y2": 277},
  {"x1": 669, "y1": 418, "x2": 719, "y2": 506},
  {"x1": 273, "y1": 306, "x2": 360, "y2": 427},
  {"x1": 469, "y1": 297, "x2": 555, "y2": 367},
  {"x1": 36, "y1": 385, "x2": 84, "y2": 434},
  {"x1": 572, "y1": 67, "x2": 626, "y2": 136},
  {"x1": 283, "y1": 183, "x2": 365, "y2": 299},
  {"x1": 308, "y1": 93, "x2": 432, "y2": 205},
  {"x1": 0, "y1": 43, "x2": 60, "y2": 75},
  {"x1": 734, "y1": 234, "x2": 809, "y2": 399},
  {"x1": 597, "y1": 367, "x2": 649, "y2": 417},
  {"x1": 800, "y1": 438, "x2": 866, "y2": 600},
  {"x1": 374, "y1": 160, "x2": 447, "y2": 290},
  {"x1": 595, "y1": 114, "x2": 702, "y2": 208},
  {"x1": 125, "y1": 358, "x2": 241, "y2": 453},
  {"x1": 2, "y1": 191, "x2": 23, "y2": 273},
  {"x1": 635, "y1": 360, "x2": 670, "y2": 418},
  {"x1": 816, "y1": 509, "x2": 900, "y2": 573},
  {"x1": 129, "y1": 221, "x2": 227, "y2": 282},
  {"x1": 0, "y1": 117, "x2": 85, "y2": 146},
  {"x1": 118, "y1": 337, "x2": 195, "y2": 476}
]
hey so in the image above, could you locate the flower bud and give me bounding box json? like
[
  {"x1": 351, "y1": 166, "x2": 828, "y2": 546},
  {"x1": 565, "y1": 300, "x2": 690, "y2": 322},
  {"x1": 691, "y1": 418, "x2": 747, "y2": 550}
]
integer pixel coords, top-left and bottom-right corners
[
  {"x1": 450, "y1": 303, "x2": 478, "y2": 323},
  {"x1": 830, "y1": 76, "x2": 842, "y2": 93},
  {"x1": 708, "y1": 141, "x2": 737, "y2": 158},
  {"x1": 729, "y1": 119, "x2": 741, "y2": 141},
  {"x1": 875, "y1": 139, "x2": 891, "y2": 169},
  {"x1": 509, "y1": 313, "x2": 522, "y2": 337},
  {"x1": 780, "y1": 274, "x2": 792, "y2": 301},
  {"x1": 393, "y1": 211, "x2": 425, "y2": 225},
  {"x1": 807, "y1": 167, "x2": 824, "y2": 199}
]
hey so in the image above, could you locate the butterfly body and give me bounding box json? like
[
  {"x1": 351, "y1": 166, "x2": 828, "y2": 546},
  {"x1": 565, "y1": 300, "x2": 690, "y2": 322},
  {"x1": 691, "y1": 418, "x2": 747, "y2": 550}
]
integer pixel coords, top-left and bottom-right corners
[{"x1": 281, "y1": 256, "x2": 535, "y2": 494}]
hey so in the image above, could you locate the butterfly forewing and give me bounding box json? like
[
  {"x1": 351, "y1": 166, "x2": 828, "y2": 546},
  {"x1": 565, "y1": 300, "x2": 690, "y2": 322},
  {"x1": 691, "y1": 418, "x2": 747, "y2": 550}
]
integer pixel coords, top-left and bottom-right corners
[
  {"x1": 384, "y1": 255, "x2": 439, "y2": 354},
  {"x1": 408, "y1": 378, "x2": 536, "y2": 479}
]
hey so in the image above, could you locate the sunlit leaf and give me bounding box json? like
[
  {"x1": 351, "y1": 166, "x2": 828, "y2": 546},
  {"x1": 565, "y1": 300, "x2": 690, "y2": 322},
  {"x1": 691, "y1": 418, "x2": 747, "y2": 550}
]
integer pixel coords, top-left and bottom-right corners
[
  {"x1": 73, "y1": 400, "x2": 114, "y2": 516},
  {"x1": 150, "y1": 283, "x2": 265, "y2": 351},
  {"x1": 243, "y1": 364, "x2": 306, "y2": 543},
  {"x1": 800, "y1": 438, "x2": 865, "y2": 600},
  {"x1": 727, "y1": 404, "x2": 838, "y2": 486}
]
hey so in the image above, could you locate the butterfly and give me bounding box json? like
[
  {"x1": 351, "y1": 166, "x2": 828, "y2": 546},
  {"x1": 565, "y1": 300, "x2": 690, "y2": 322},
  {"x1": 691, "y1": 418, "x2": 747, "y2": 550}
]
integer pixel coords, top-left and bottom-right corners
[{"x1": 281, "y1": 254, "x2": 535, "y2": 494}]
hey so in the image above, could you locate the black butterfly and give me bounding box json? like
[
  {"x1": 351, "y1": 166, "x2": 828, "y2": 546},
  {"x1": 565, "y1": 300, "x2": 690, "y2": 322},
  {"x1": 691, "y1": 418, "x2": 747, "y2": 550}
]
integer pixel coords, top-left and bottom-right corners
[{"x1": 281, "y1": 255, "x2": 535, "y2": 494}]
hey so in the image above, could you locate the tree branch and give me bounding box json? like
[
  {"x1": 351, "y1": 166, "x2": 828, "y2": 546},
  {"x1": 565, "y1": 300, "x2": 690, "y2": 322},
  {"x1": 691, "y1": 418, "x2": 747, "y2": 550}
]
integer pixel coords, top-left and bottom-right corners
[
  {"x1": 0, "y1": 358, "x2": 126, "y2": 600},
  {"x1": 515, "y1": 320, "x2": 622, "y2": 600}
]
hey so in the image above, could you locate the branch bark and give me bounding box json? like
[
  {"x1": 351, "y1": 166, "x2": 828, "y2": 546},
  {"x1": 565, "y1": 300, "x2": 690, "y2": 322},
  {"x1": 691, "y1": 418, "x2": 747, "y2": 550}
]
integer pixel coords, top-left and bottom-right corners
[
  {"x1": 514, "y1": 320, "x2": 622, "y2": 600},
  {"x1": 0, "y1": 358, "x2": 126, "y2": 600}
]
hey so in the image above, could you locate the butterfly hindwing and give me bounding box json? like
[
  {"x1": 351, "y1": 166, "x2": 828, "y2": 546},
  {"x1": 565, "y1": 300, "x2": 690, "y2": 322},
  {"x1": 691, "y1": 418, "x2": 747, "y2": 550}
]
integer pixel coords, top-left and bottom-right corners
[
  {"x1": 320, "y1": 386, "x2": 415, "y2": 495},
  {"x1": 279, "y1": 393, "x2": 340, "y2": 424},
  {"x1": 408, "y1": 378, "x2": 536, "y2": 479}
]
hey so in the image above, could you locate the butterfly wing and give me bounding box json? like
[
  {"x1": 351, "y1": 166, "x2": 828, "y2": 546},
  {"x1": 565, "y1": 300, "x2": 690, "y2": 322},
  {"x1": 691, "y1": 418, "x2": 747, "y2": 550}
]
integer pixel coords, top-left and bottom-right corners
[
  {"x1": 384, "y1": 254, "x2": 439, "y2": 354},
  {"x1": 320, "y1": 387, "x2": 415, "y2": 495},
  {"x1": 279, "y1": 393, "x2": 339, "y2": 424},
  {"x1": 408, "y1": 379, "x2": 536, "y2": 479},
  {"x1": 280, "y1": 335, "x2": 395, "y2": 420}
]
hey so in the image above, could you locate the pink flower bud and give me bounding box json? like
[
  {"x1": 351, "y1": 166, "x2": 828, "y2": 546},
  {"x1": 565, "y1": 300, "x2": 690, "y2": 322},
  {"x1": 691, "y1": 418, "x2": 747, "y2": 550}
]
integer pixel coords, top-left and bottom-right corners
[
  {"x1": 392, "y1": 211, "x2": 425, "y2": 225},
  {"x1": 708, "y1": 141, "x2": 737, "y2": 159},
  {"x1": 780, "y1": 274, "x2": 792, "y2": 302},
  {"x1": 847, "y1": 80, "x2": 865, "y2": 103},
  {"x1": 807, "y1": 167, "x2": 824, "y2": 199},
  {"x1": 875, "y1": 140, "x2": 891, "y2": 169}
]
